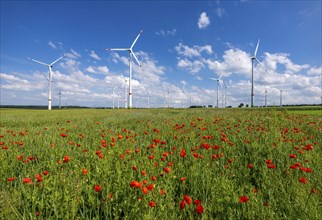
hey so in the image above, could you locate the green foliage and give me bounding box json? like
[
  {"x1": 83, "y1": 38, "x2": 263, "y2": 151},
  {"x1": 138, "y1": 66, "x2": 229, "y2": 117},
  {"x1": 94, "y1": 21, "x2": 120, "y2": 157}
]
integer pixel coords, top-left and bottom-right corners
[{"x1": 0, "y1": 108, "x2": 321, "y2": 219}]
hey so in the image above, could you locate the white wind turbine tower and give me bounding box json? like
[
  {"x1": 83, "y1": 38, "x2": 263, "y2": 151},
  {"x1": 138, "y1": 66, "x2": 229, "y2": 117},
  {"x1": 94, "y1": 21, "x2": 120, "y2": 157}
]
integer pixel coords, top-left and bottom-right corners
[
  {"x1": 107, "y1": 30, "x2": 143, "y2": 109},
  {"x1": 250, "y1": 39, "x2": 269, "y2": 107},
  {"x1": 121, "y1": 74, "x2": 128, "y2": 108},
  {"x1": 182, "y1": 84, "x2": 185, "y2": 108},
  {"x1": 28, "y1": 55, "x2": 64, "y2": 110},
  {"x1": 222, "y1": 80, "x2": 227, "y2": 108},
  {"x1": 210, "y1": 73, "x2": 224, "y2": 108},
  {"x1": 147, "y1": 88, "x2": 151, "y2": 109}
]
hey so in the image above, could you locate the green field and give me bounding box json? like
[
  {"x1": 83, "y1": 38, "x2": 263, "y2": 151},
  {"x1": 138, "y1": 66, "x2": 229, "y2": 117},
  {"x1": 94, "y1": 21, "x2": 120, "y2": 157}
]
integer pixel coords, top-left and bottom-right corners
[{"x1": 0, "y1": 108, "x2": 321, "y2": 219}]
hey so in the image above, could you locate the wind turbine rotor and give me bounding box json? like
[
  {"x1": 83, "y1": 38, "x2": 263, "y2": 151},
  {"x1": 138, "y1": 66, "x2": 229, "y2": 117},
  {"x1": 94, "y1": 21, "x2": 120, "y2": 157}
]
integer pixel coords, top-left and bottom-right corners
[
  {"x1": 29, "y1": 58, "x2": 49, "y2": 66},
  {"x1": 107, "y1": 48, "x2": 129, "y2": 51},
  {"x1": 50, "y1": 55, "x2": 64, "y2": 66},
  {"x1": 254, "y1": 39, "x2": 260, "y2": 57},
  {"x1": 130, "y1": 29, "x2": 143, "y2": 49},
  {"x1": 131, "y1": 50, "x2": 141, "y2": 66}
]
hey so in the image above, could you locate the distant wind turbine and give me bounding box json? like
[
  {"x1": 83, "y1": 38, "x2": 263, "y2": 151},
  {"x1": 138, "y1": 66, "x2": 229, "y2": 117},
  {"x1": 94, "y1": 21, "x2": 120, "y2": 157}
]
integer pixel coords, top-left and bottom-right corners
[
  {"x1": 28, "y1": 55, "x2": 64, "y2": 110},
  {"x1": 222, "y1": 80, "x2": 227, "y2": 108},
  {"x1": 107, "y1": 30, "x2": 143, "y2": 109},
  {"x1": 210, "y1": 73, "x2": 224, "y2": 108},
  {"x1": 250, "y1": 39, "x2": 269, "y2": 107}
]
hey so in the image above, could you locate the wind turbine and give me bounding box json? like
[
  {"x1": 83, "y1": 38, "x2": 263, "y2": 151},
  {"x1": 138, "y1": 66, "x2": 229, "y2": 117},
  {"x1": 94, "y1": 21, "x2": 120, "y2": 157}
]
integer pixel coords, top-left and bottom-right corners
[
  {"x1": 58, "y1": 90, "x2": 62, "y2": 109},
  {"x1": 210, "y1": 73, "x2": 224, "y2": 108},
  {"x1": 107, "y1": 30, "x2": 143, "y2": 109},
  {"x1": 147, "y1": 88, "x2": 151, "y2": 109},
  {"x1": 120, "y1": 74, "x2": 128, "y2": 108},
  {"x1": 222, "y1": 80, "x2": 227, "y2": 108},
  {"x1": 265, "y1": 89, "x2": 267, "y2": 107},
  {"x1": 280, "y1": 89, "x2": 283, "y2": 107},
  {"x1": 182, "y1": 84, "x2": 185, "y2": 108},
  {"x1": 28, "y1": 55, "x2": 64, "y2": 110},
  {"x1": 250, "y1": 39, "x2": 269, "y2": 107}
]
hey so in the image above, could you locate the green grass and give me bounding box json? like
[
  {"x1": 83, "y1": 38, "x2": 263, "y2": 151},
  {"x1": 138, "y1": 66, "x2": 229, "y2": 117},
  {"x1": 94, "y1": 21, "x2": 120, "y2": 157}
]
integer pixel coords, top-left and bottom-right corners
[{"x1": 1, "y1": 108, "x2": 321, "y2": 219}]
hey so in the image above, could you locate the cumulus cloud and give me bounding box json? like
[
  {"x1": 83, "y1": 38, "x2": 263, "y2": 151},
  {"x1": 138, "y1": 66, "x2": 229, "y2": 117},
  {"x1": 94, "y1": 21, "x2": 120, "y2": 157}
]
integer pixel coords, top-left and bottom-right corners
[
  {"x1": 177, "y1": 58, "x2": 204, "y2": 74},
  {"x1": 156, "y1": 29, "x2": 177, "y2": 36},
  {"x1": 198, "y1": 12, "x2": 210, "y2": 29},
  {"x1": 307, "y1": 66, "x2": 322, "y2": 76},
  {"x1": 175, "y1": 43, "x2": 213, "y2": 58},
  {"x1": 86, "y1": 65, "x2": 109, "y2": 75},
  {"x1": 264, "y1": 52, "x2": 310, "y2": 74},
  {"x1": 89, "y1": 50, "x2": 101, "y2": 60},
  {"x1": 65, "y1": 49, "x2": 81, "y2": 59}
]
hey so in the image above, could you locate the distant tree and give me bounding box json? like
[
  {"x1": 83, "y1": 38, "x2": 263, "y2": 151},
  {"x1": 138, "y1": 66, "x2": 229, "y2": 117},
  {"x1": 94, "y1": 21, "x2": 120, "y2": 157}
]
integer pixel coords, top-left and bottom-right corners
[
  {"x1": 246, "y1": 104, "x2": 249, "y2": 107},
  {"x1": 238, "y1": 103, "x2": 244, "y2": 108}
]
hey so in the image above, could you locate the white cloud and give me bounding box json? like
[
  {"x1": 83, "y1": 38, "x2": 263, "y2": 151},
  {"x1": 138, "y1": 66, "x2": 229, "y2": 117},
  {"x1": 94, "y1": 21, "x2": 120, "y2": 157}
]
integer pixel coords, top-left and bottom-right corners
[
  {"x1": 65, "y1": 49, "x2": 81, "y2": 59},
  {"x1": 86, "y1": 65, "x2": 109, "y2": 75},
  {"x1": 215, "y1": 7, "x2": 225, "y2": 17},
  {"x1": 264, "y1": 52, "x2": 310, "y2": 74},
  {"x1": 198, "y1": 12, "x2": 210, "y2": 29},
  {"x1": 156, "y1": 29, "x2": 177, "y2": 36},
  {"x1": 48, "y1": 41, "x2": 57, "y2": 49},
  {"x1": 175, "y1": 43, "x2": 213, "y2": 58},
  {"x1": 307, "y1": 66, "x2": 322, "y2": 76},
  {"x1": 177, "y1": 58, "x2": 204, "y2": 74},
  {"x1": 89, "y1": 50, "x2": 101, "y2": 60}
]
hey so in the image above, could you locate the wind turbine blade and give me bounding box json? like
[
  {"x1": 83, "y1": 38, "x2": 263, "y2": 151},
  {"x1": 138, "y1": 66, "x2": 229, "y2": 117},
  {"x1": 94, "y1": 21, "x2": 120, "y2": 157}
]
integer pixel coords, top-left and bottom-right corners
[
  {"x1": 255, "y1": 58, "x2": 269, "y2": 74},
  {"x1": 209, "y1": 78, "x2": 217, "y2": 81},
  {"x1": 50, "y1": 56, "x2": 64, "y2": 66},
  {"x1": 107, "y1": 48, "x2": 129, "y2": 51},
  {"x1": 218, "y1": 73, "x2": 224, "y2": 80},
  {"x1": 130, "y1": 30, "x2": 143, "y2": 49},
  {"x1": 29, "y1": 58, "x2": 49, "y2": 66},
  {"x1": 219, "y1": 80, "x2": 224, "y2": 88},
  {"x1": 254, "y1": 39, "x2": 260, "y2": 57},
  {"x1": 222, "y1": 81, "x2": 227, "y2": 88},
  {"x1": 131, "y1": 51, "x2": 141, "y2": 66}
]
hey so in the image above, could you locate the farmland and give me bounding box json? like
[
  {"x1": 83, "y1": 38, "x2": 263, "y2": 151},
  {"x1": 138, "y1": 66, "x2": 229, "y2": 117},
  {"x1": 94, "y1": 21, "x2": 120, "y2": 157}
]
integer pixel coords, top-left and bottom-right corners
[{"x1": 0, "y1": 108, "x2": 321, "y2": 219}]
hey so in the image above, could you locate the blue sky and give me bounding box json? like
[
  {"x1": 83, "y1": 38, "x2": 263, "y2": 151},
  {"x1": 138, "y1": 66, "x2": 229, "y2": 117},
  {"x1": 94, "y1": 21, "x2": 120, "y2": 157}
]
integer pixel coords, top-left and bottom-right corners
[{"x1": 1, "y1": 0, "x2": 321, "y2": 108}]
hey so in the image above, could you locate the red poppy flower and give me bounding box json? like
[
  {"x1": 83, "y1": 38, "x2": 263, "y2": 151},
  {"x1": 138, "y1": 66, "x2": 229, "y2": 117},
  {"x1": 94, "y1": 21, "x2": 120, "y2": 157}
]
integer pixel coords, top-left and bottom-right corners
[
  {"x1": 93, "y1": 184, "x2": 102, "y2": 192},
  {"x1": 7, "y1": 177, "x2": 15, "y2": 182},
  {"x1": 247, "y1": 164, "x2": 253, "y2": 168},
  {"x1": 267, "y1": 164, "x2": 276, "y2": 169},
  {"x1": 141, "y1": 170, "x2": 146, "y2": 176},
  {"x1": 239, "y1": 195, "x2": 249, "y2": 203},
  {"x1": 299, "y1": 177, "x2": 308, "y2": 184},
  {"x1": 180, "y1": 149, "x2": 187, "y2": 157},
  {"x1": 149, "y1": 201, "x2": 155, "y2": 208},
  {"x1": 82, "y1": 169, "x2": 88, "y2": 175},
  {"x1": 130, "y1": 180, "x2": 142, "y2": 188},
  {"x1": 196, "y1": 204, "x2": 204, "y2": 214},
  {"x1": 60, "y1": 133, "x2": 67, "y2": 137},
  {"x1": 43, "y1": 170, "x2": 49, "y2": 175},
  {"x1": 265, "y1": 160, "x2": 272, "y2": 164},
  {"x1": 23, "y1": 178, "x2": 32, "y2": 184},
  {"x1": 194, "y1": 199, "x2": 201, "y2": 205},
  {"x1": 142, "y1": 186, "x2": 149, "y2": 194},
  {"x1": 63, "y1": 156, "x2": 70, "y2": 163},
  {"x1": 151, "y1": 176, "x2": 157, "y2": 181},
  {"x1": 183, "y1": 195, "x2": 192, "y2": 205},
  {"x1": 164, "y1": 167, "x2": 171, "y2": 173},
  {"x1": 180, "y1": 200, "x2": 186, "y2": 209},
  {"x1": 35, "y1": 174, "x2": 43, "y2": 182},
  {"x1": 289, "y1": 154, "x2": 297, "y2": 158},
  {"x1": 180, "y1": 177, "x2": 186, "y2": 182},
  {"x1": 147, "y1": 184, "x2": 154, "y2": 191}
]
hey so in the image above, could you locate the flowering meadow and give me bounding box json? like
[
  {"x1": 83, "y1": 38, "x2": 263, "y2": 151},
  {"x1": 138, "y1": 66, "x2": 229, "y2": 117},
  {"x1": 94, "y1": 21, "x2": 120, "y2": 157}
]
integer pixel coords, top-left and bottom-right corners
[{"x1": 0, "y1": 108, "x2": 321, "y2": 219}]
